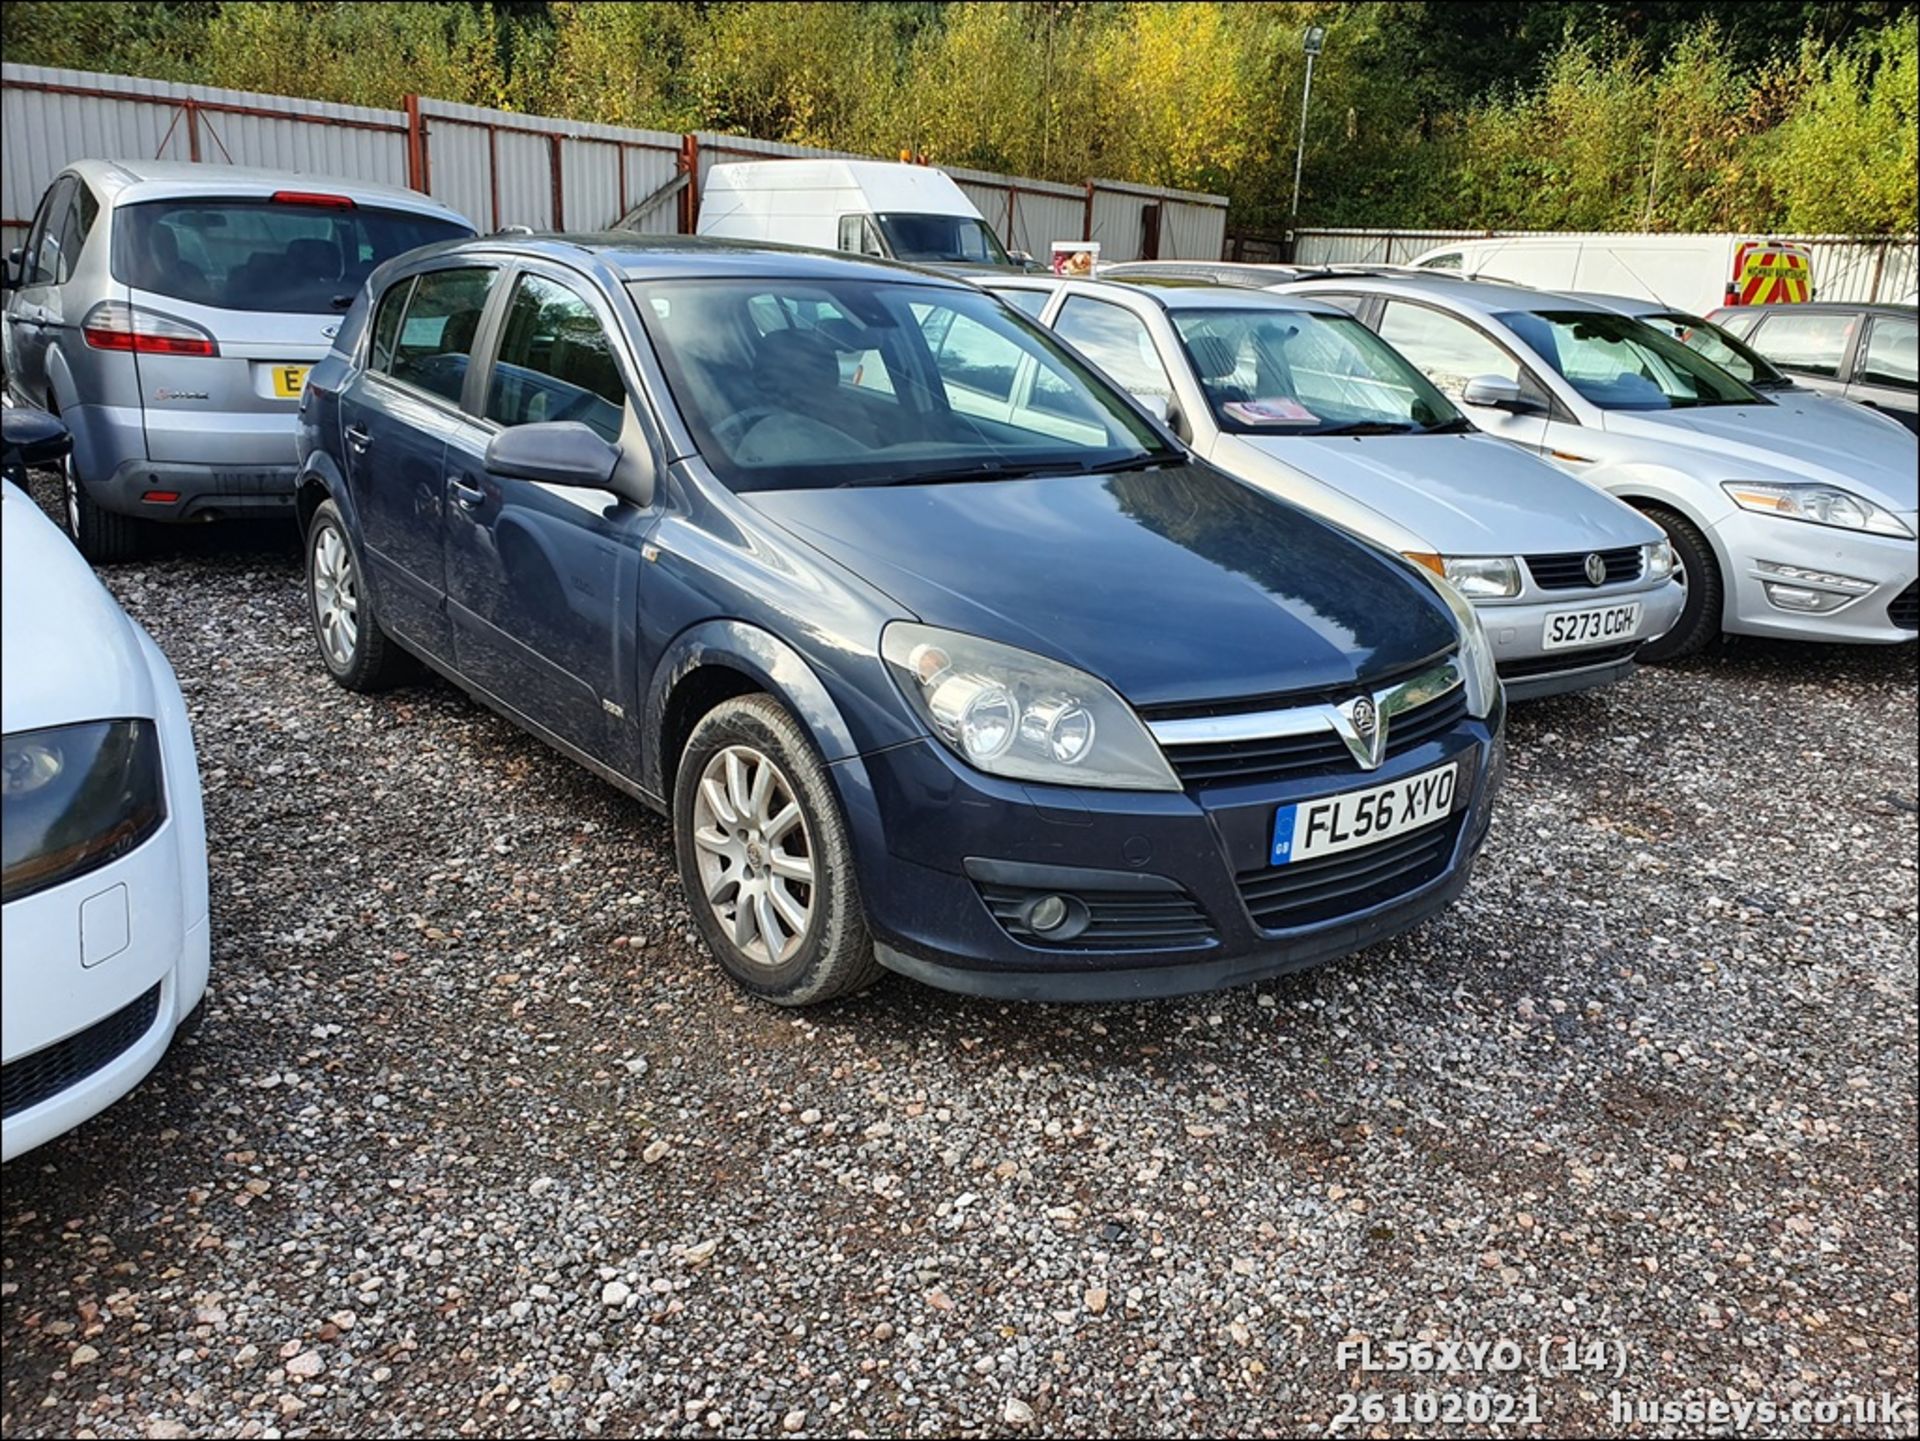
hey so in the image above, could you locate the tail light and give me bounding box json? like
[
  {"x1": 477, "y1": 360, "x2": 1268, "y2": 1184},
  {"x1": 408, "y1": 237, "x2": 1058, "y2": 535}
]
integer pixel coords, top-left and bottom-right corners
[
  {"x1": 82, "y1": 301, "x2": 219, "y2": 357},
  {"x1": 272, "y1": 190, "x2": 354, "y2": 209}
]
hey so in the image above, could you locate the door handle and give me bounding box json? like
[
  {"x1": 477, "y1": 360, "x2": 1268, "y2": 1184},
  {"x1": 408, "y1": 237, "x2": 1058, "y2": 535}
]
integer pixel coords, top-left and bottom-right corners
[
  {"x1": 345, "y1": 425, "x2": 373, "y2": 452},
  {"x1": 448, "y1": 476, "x2": 486, "y2": 508}
]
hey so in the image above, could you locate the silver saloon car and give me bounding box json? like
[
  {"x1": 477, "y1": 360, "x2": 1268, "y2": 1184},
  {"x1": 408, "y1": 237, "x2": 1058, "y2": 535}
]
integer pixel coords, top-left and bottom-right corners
[
  {"x1": 1273, "y1": 276, "x2": 1919, "y2": 656},
  {"x1": 2, "y1": 161, "x2": 474, "y2": 560},
  {"x1": 987, "y1": 276, "x2": 1684, "y2": 699}
]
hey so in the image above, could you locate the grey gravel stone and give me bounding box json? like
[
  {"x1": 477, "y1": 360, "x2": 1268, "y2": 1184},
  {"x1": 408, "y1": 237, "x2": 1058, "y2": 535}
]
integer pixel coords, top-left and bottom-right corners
[{"x1": 0, "y1": 495, "x2": 1914, "y2": 1439}]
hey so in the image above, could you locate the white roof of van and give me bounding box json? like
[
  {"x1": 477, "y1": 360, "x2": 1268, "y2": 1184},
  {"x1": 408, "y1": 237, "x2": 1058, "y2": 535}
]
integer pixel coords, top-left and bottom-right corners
[{"x1": 702, "y1": 159, "x2": 975, "y2": 212}]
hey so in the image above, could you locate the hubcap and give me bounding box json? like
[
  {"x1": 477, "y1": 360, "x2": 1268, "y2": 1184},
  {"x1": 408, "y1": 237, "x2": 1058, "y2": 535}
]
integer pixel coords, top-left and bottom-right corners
[
  {"x1": 690, "y1": 744, "x2": 815, "y2": 968},
  {"x1": 311, "y1": 525, "x2": 360, "y2": 669}
]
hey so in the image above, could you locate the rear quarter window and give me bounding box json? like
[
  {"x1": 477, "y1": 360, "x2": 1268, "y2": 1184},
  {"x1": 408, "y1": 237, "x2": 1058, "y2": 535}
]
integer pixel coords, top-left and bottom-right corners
[{"x1": 112, "y1": 198, "x2": 473, "y2": 315}]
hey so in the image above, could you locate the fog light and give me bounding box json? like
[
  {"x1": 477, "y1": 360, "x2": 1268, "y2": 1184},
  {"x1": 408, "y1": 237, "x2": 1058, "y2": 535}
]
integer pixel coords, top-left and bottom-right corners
[
  {"x1": 1026, "y1": 894, "x2": 1070, "y2": 933},
  {"x1": 1762, "y1": 582, "x2": 1851, "y2": 614}
]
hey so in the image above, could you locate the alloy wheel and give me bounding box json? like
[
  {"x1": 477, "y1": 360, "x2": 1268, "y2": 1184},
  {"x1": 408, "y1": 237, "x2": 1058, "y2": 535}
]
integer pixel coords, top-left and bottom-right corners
[
  {"x1": 311, "y1": 525, "x2": 360, "y2": 670},
  {"x1": 690, "y1": 744, "x2": 816, "y2": 967}
]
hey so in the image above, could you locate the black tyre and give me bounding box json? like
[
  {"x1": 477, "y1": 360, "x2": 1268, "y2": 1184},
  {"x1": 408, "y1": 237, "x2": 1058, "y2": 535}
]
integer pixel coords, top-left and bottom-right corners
[
  {"x1": 1636, "y1": 505, "x2": 1723, "y2": 663},
  {"x1": 674, "y1": 693, "x2": 882, "y2": 1006},
  {"x1": 63, "y1": 450, "x2": 150, "y2": 563},
  {"x1": 306, "y1": 498, "x2": 414, "y2": 691}
]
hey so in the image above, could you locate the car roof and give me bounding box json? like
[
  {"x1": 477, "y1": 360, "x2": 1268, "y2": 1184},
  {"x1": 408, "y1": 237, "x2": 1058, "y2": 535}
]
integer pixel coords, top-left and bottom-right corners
[
  {"x1": 1284, "y1": 273, "x2": 1612, "y2": 315},
  {"x1": 406, "y1": 231, "x2": 981, "y2": 288},
  {"x1": 982, "y1": 273, "x2": 1355, "y2": 317},
  {"x1": 1721, "y1": 300, "x2": 1917, "y2": 317},
  {"x1": 65, "y1": 158, "x2": 467, "y2": 221}
]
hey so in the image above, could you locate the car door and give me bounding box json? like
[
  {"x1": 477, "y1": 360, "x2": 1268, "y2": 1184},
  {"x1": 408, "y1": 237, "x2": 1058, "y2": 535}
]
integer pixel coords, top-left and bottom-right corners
[
  {"x1": 1741, "y1": 307, "x2": 1856, "y2": 401},
  {"x1": 1846, "y1": 313, "x2": 1918, "y2": 431},
  {"x1": 3, "y1": 177, "x2": 75, "y2": 405},
  {"x1": 442, "y1": 264, "x2": 657, "y2": 778},
  {"x1": 1375, "y1": 298, "x2": 1553, "y2": 451},
  {"x1": 337, "y1": 263, "x2": 502, "y2": 661}
]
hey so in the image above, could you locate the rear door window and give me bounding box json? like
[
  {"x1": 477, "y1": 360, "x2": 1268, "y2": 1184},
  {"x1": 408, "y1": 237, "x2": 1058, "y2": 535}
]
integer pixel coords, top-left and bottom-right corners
[
  {"x1": 1747, "y1": 310, "x2": 1856, "y2": 379},
  {"x1": 112, "y1": 199, "x2": 473, "y2": 314},
  {"x1": 387, "y1": 267, "x2": 497, "y2": 405},
  {"x1": 23, "y1": 178, "x2": 75, "y2": 287},
  {"x1": 1859, "y1": 316, "x2": 1917, "y2": 390},
  {"x1": 485, "y1": 273, "x2": 629, "y2": 443}
]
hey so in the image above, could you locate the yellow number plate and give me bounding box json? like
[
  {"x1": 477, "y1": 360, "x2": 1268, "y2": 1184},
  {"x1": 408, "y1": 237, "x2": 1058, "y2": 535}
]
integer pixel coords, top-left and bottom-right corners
[{"x1": 271, "y1": 365, "x2": 311, "y2": 398}]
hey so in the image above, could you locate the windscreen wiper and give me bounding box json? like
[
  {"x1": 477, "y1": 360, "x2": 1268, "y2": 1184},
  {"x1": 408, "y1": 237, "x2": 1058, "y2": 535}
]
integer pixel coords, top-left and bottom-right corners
[
  {"x1": 1311, "y1": 421, "x2": 1422, "y2": 436},
  {"x1": 1421, "y1": 417, "x2": 1478, "y2": 434},
  {"x1": 855, "y1": 454, "x2": 1181, "y2": 488}
]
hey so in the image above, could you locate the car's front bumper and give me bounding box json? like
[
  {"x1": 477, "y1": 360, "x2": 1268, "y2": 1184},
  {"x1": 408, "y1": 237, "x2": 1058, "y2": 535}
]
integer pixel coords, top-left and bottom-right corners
[
  {"x1": 840, "y1": 700, "x2": 1505, "y2": 1002},
  {"x1": 1717, "y1": 509, "x2": 1919, "y2": 643},
  {"x1": 1, "y1": 821, "x2": 211, "y2": 1161},
  {"x1": 1477, "y1": 580, "x2": 1686, "y2": 699}
]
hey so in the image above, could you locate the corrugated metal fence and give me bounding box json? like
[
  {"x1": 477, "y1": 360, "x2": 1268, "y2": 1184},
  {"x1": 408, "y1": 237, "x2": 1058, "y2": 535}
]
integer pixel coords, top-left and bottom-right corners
[
  {"x1": 3, "y1": 62, "x2": 1230, "y2": 261},
  {"x1": 1292, "y1": 227, "x2": 1919, "y2": 304}
]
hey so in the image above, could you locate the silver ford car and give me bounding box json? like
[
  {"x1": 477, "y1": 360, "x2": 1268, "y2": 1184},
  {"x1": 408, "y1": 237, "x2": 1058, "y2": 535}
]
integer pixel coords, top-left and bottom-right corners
[
  {"x1": 2, "y1": 161, "x2": 474, "y2": 560},
  {"x1": 986, "y1": 276, "x2": 1684, "y2": 700},
  {"x1": 1271, "y1": 275, "x2": 1919, "y2": 656}
]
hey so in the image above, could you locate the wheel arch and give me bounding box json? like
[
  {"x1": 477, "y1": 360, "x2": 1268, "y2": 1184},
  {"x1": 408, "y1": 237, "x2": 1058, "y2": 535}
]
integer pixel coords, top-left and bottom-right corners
[{"x1": 644, "y1": 619, "x2": 865, "y2": 804}]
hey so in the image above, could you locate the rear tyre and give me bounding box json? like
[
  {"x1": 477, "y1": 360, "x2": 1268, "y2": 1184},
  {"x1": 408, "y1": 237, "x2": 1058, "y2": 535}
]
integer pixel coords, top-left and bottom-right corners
[
  {"x1": 306, "y1": 498, "x2": 413, "y2": 691},
  {"x1": 674, "y1": 693, "x2": 883, "y2": 1006},
  {"x1": 1636, "y1": 505, "x2": 1723, "y2": 663},
  {"x1": 63, "y1": 452, "x2": 150, "y2": 564}
]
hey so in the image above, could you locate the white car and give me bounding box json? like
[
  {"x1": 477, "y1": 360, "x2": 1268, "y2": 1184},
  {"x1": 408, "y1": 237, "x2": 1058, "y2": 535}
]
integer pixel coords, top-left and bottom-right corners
[
  {"x1": 987, "y1": 275, "x2": 1684, "y2": 699},
  {"x1": 1273, "y1": 276, "x2": 1919, "y2": 656},
  {"x1": 1, "y1": 439, "x2": 209, "y2": 1161}
]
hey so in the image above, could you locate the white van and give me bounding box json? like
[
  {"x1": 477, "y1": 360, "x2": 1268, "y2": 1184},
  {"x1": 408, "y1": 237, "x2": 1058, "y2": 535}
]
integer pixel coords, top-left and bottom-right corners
[
  {"x1": 1408, "y1": 234, "x2": 1813, "y2": 316},
  {"x1": 697, "y1": 159, "x2": 1021, "y2": 267}
]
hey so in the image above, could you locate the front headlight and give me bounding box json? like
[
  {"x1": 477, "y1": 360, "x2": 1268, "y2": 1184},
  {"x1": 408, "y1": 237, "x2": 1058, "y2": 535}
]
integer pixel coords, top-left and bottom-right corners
[
  {"x1": 880, "y1": 623, "x2": 1179, "y2": 791},
  {"x1": 1404, "y1": 552, "x2": 1522, "y2": 600},
  {"x1": 1412, "y1": 573, "x2": 1501, "y2": 719},
  {"x1": 2, "y1": 720, "x2": 167, "y2": 902},
  {"x1": 1722, "y1": 481, "x2": 1913, "y2": 538},
  {"x1": 1644, "y1": 539, "x2": 1678, "y2": 581}
]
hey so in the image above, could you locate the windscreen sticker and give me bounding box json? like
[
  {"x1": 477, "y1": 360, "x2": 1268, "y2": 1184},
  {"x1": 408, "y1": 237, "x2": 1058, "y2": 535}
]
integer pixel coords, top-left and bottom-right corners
[{"x1": 1223, "y1": 398, "x2": 1319, "y2": 425}]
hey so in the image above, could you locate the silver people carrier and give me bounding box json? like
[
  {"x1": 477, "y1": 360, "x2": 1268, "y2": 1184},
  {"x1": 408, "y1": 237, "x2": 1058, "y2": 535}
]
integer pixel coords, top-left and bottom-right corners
[{"x1": 2, "y1": 161, "x2": 473, "y2": 559}]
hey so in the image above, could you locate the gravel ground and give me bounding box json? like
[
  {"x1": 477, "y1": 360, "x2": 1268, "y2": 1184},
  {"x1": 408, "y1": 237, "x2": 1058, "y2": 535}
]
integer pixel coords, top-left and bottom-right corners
[{"x1": 3, "y1": 493, "x2": 1916, "y2": 1440}]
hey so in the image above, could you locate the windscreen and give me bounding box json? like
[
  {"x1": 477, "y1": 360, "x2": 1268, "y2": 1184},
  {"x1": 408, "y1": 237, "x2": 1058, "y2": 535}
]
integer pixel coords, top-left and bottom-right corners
[
  {"x1": 1500, "y1": 310, "x2": 1763, "y2": 409},
  {"x1": 112, "y1": 199, "x2": 473, "y2": 314},
  {"x1": 630, "y1": 276, "x2": 1176, "y2": 492},
  {"x1": 874, "y1": 213, "x2": 1011, "y2": 265},
  {"x1": 1169, "y1": 308, "x2": 1464, "y2": 435},
  {"x1": 1644, "y1": 310, "x2": 1788, "y2": 389}
]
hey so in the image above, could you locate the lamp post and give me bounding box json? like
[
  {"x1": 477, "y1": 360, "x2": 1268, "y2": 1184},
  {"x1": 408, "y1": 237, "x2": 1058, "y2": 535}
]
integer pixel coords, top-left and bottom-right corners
[{"x1": 1289, "y1": 24, "x2": 1326, "y2": 247}]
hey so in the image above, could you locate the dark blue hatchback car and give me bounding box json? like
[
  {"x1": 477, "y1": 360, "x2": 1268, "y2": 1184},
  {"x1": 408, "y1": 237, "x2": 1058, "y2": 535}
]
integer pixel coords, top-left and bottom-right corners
[{"x1": 295, "y1": 235, "x2": 1506, "y2": 1004}]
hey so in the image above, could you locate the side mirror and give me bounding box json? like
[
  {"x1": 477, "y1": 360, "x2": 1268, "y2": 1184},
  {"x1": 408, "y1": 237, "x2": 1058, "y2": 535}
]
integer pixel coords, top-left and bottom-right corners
[
  {"x1": 483, "y1": 421, "x2": 653, "y2": 507},
  {"x1": 1, "y1": 405, "x2": 72, "y2": 469},
  {"x1": 2, "y1": 247, "x2": 24, "y2": 291},
  {"x1": 1461, "y1": 374, "x2": 1542, "y2": 413}
]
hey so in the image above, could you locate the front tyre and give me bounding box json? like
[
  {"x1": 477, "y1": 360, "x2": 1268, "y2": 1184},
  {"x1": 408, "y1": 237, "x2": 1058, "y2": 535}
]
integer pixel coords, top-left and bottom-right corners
[
  {"x1": 306, "y1": 498, "x2": 413, "y2": 691},
  {"x1": 1636, "y1": 505, "x2": 1723, "y2": 663},
  {"x1": 674, "y1": 694, "x2": 882, "y2": 1006}
]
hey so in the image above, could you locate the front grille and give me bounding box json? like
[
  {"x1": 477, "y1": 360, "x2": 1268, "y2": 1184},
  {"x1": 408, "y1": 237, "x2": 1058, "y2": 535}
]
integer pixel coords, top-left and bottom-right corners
[
  {"x1": 1, "y1": 982, "x2": 162, "y2": 1119},
  {"x1": 1236, "y1": 817, "x2": 1462, "y2": 933},
  {"x1": 1158, "y1": 687, "x2": 1469, "y2": 791},
  {"x1": 1524, "y1": 545, "x2": 1644, "y2": 590},
  {"x1": 1497, "y1": 640, "x2": 1641, "y2": 680},
  {"x1": 1891, "y1": 582, "x2": 1918, "y2": 632},
  {"x1": 978, "y1": 883, "x2": 1216, "y2": 951}
]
